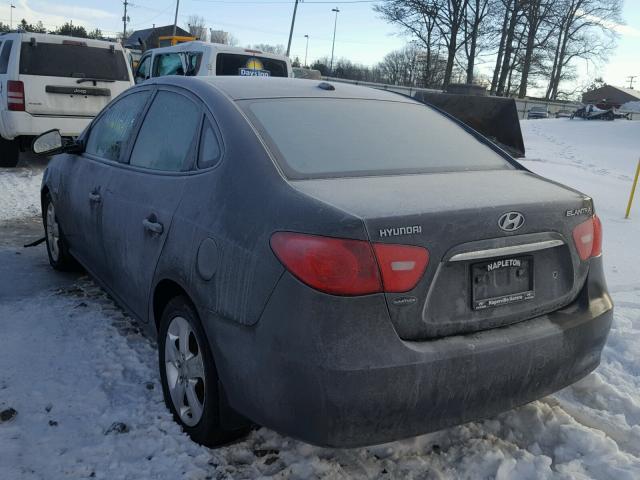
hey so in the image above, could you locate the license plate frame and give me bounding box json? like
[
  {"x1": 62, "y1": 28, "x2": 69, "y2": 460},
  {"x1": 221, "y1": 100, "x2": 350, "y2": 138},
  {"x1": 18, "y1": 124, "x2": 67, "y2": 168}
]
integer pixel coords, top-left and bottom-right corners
[{"x1": 471, "y1": 256, "x2": 534, "y2": 310}]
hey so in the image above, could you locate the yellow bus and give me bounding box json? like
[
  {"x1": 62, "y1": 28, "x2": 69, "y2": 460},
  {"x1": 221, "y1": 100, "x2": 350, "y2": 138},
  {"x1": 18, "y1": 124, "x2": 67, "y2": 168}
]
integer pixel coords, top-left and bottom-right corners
[{"x1": 157, "y1": 35, "x2": 197, "y2": 48}]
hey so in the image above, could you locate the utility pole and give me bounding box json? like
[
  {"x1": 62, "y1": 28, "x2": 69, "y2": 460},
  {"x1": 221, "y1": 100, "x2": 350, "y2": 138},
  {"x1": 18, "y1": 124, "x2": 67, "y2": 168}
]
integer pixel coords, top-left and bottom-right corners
[
  {"x1": 122, "y1": 0, "x2": 129, "y2": 44},
  {"x1": 286, "y1": 0, "x2": 299, "y2": 57},
  {"x1": 304, "y1": 34, "x2": 309, "y2": 67},
  {"x1": 627, "y1": 75, "x2": 637, "y2": 89},
  {"x1": 172, "y1": 0, "x2": 180, "y2": 37},
  {"x1": 329, "y1": 7, "x2": 340, "y2": 76},
  {"x1": 10, "y1": 4, "x2": 15, "y2": 30}
]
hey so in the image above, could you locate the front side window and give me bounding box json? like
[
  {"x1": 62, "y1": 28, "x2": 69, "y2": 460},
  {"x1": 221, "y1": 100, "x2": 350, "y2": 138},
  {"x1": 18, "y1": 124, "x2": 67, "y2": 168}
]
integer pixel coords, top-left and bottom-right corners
[
  {"x1": 154, "y1": 53, "x2": 184, "y2": 76},
  {"x1": 135, "y1": 55, "x2": 151, "y2": 82},
  {"x1": 130, "y1": 91, "x2": 201, "y2": 171},
  {"x1": 85, "y1": 91, "x2": 150, "y2": 161},
  {"x1": 153, "y1": 52, "x2": 202, "y2": 77},
  {"x1": 243, "y1": 98, "x2": 513, "y2": 179}
]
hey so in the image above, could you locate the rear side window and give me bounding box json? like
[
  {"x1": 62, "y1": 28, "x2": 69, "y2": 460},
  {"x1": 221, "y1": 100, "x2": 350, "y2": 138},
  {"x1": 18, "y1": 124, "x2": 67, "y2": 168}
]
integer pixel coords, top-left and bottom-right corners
[
  {"x1": 0, "y1": 40, "x2": 11, "y2": 74},
  {"x1": 216, "y1": 53, "x2": 287, "y2": 77},
  {"x1": 19, "y1": 42, "x2": 129, "y2": 80},
  {"x1": 244, "y1": 98, "x2": 513, "y2": 179},
  {"x1": 85, "y1": 91, "x2": 150, "y2": 161},
  {"x1": 197, "y1": 119, "x2": 221, "y2": 169},
  {"x1": 130, "y1": 91, "x2": 201, "y2": 171}
]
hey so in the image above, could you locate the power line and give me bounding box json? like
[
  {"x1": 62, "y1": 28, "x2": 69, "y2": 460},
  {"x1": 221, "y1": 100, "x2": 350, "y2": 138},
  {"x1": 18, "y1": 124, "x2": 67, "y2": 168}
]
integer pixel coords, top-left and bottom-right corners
[
  {"x1": 626, "y1": 75, "x2": 637, "y2": 89},
  {"x1": 122, "y1": 0, "x2": 129, "y2": 41},
  {"x1": 192, "y1": 0, "x2": 379, "y2": 4}
]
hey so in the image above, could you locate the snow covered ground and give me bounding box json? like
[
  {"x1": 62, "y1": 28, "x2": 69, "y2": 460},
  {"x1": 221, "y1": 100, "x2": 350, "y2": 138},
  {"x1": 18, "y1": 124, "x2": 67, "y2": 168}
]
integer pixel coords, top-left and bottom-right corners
[
  {"x1": 0, "y1": 154, "x2": 45, "y2": 222},
  {"x1": 0, "y1": 119, "x2": 639, "y2": 479}
]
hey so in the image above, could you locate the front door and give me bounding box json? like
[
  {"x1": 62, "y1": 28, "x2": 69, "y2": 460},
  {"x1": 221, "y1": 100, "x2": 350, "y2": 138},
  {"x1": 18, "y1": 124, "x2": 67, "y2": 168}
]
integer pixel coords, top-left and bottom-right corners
[
  {"x1": 72, "y1": 88, "x2": 152, "y2": 280},
  {"x1": 100, "y1": 88, "x2": 203, "y2": 320}
]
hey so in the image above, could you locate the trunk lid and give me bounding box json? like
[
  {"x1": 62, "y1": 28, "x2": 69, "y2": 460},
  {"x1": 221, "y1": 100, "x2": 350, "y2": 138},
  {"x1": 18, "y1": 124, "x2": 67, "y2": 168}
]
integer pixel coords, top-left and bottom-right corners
[{"x1": 291, "y1": 169, "x2": 593, "y2": 339}]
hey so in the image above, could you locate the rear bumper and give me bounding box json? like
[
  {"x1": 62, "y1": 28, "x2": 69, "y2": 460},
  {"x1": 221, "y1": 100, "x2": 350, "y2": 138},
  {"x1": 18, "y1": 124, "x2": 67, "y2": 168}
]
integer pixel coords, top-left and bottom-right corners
[
  {"x1": 208, "y1": 256, "x2": 613, "y2": 447},
  {"x1": 0, "y1": 111, "x2": 91, "y2": 139}
]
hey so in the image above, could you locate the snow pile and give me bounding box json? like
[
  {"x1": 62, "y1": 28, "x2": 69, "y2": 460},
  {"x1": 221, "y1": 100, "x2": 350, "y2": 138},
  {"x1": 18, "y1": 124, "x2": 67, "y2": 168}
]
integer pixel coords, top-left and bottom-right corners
[
  {"x1": 0, "y1": 163, "x2": 43, "y2": 222},
  {"x1": 1, "y1": 119, "x2": 639, "y2": 479}
]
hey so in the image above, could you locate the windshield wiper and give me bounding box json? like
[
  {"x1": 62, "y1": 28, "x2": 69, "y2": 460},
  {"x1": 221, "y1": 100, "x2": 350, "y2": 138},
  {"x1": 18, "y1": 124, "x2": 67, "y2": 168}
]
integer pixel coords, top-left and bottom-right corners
[{"x1": 76, "y1": 78, "x2": 116, "y2": 85}]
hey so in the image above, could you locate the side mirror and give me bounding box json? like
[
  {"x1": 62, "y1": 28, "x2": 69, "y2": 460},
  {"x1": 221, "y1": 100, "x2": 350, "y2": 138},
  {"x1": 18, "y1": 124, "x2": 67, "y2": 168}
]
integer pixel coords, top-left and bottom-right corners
[
  {"x1": 32, "y1": 129, "x2": 63, "y2": 155},
  {"x1": 32, "y1": 129, "x2": 83, "y2": 156}
]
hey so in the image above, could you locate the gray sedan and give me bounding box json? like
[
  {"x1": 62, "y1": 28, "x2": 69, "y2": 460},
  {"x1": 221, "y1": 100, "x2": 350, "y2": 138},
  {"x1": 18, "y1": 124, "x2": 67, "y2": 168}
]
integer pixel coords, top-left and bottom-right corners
[{"x1": 35, "y1": 77, "x2": 612, "y2": 448}]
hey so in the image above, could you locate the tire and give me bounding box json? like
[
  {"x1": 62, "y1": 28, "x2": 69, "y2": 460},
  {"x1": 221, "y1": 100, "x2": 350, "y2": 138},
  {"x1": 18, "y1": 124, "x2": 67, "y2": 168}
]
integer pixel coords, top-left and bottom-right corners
[
  {"x1": 0, "y1": 137, "x2": 19, "y2": 168},
  {"x1": 43, "y1": 193, "x2": 77, "y2": 271},
  {"x1": 158, "y1": 296, "x2": 249, "y2": 447}
]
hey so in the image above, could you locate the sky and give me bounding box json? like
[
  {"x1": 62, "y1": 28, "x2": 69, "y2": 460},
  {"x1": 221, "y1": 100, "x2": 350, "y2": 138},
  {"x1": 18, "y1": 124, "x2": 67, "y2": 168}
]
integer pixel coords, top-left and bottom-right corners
[{"x1": 4, "y1": 0, "x2": 640, "y2": 90}]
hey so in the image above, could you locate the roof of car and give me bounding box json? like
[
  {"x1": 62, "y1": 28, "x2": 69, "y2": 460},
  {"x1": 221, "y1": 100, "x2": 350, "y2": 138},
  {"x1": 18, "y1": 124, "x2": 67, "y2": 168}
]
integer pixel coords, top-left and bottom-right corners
[{"x1": 189, "y1": 76, "x2": 418, "y2": 103}]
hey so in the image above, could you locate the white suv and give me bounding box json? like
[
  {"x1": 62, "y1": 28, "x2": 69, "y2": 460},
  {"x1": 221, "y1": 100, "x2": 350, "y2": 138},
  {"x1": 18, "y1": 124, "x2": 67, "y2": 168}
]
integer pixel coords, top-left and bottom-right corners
[
  {"x1": 134, "y1": 42, "x2": 292, "y2": 84},
  {"x1": 0, "y1": 32, "x2": 133, "y2": 167}
]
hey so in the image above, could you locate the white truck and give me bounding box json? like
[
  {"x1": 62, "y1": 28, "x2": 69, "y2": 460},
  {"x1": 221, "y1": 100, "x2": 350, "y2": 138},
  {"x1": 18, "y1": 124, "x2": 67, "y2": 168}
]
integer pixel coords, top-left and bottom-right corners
[
  {"x1": 0, "y1": 32, "x2": 134, "y2": 167},
  {"x1": 134, "y1": 42, "x2": 292, "y2": 84}
]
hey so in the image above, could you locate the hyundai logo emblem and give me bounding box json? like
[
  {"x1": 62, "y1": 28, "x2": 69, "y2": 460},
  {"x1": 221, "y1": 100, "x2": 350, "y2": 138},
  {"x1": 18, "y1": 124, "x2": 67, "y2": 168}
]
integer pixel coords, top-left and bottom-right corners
[{"x1": 498, "y1": 212, "x2": 525, "y2": 232}]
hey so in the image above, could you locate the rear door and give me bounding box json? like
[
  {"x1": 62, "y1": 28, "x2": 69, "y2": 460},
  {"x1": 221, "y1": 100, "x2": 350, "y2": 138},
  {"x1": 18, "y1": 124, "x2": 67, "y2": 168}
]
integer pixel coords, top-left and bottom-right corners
[
  {"x1": 100, "y1": 87, "x2": 203, "y2": 319},
  {"x1": 18, "y1": 39, "x2": 132, "y2": 117}
]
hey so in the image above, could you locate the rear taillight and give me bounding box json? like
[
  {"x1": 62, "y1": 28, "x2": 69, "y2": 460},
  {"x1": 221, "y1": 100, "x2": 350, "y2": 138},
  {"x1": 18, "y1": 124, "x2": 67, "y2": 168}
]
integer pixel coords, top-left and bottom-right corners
[
  {"x1": 372, "y1": 243, "x2": 429, "y2": 293},
  {"x1": 572, "y1": 214, "x2": 602, "y2": 261},
  {"x1": 270, "y1": 232, "x2": 429, "y2": 296},
  {"x1": 7, "y1": 80, "x2": 25, "y2": 111}
]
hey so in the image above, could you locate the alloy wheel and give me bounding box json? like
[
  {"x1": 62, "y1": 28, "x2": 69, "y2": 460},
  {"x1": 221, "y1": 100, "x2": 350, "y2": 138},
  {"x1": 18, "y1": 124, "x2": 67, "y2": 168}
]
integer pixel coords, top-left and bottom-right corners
[{"x1": 164, "y1": 316, "x2": 206, "y2": 426}]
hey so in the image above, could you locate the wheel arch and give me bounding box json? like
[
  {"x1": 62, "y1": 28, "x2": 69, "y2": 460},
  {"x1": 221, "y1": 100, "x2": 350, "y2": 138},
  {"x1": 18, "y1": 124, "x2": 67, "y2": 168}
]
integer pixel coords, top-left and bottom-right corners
[
  {"x1": 40, "y1": 185, "x2": 50, "y2": 214},
  {"x1": 152, "y1": 277, "x2": 196, "y2": 332}
]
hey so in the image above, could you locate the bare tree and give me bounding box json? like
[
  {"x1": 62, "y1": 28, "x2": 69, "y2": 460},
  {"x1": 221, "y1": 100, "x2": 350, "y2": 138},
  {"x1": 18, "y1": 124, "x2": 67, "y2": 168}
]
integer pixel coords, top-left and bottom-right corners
[
  {"x1": 210, "y1": 30, "x2": 239, "y2": 46},
  {"x1": 463, "y1": 0, "x2": 492, "y2": 83},
  {"x1": 375, "y1": 0, "x2": 469, "y2": 88},
  {"x1": 545, "y1": 0, "x2": 621, "y2": 100},
  {"x1": 186, "y1": 15, "x2": 207, "y2": 40},
  {"x1": 517, "y1": 0, "x2": 554, "y2": 97},
  {"x1": 250, "y1": 44, "x2": 286, "y2": 55}
]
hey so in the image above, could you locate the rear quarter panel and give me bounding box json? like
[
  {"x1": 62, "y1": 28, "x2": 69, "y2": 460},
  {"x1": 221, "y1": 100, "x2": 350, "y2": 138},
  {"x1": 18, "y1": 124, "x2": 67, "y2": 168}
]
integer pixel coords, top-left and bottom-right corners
[{"x1": 152, "y1": 80, "x2": 365, "y2": 327}]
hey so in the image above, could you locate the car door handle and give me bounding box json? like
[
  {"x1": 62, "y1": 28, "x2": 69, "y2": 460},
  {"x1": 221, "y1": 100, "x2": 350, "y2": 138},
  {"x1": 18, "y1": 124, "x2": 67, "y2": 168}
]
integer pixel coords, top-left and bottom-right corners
[
  {"x1": 88, "y1": 192, "x2": 101, "y2": 203},
  {"x1": 143, "y1": 217, "x2": 164, "y2": 235}
]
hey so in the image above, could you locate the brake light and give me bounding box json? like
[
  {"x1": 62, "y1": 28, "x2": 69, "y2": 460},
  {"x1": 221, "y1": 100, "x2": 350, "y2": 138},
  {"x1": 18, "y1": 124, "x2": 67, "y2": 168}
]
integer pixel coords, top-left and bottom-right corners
[
  {"x1": 572, "y1": 214, "x2": 602, "y2": 261},
  {"x1": 7, "y1": 81, "x2": 25, "y2": 111},
  {"x1": 270, "y1": 232, "x2": 429, "y2": 295},
  {"x1": 373, "y1": 243, "x2": 429, "y2": 292}
]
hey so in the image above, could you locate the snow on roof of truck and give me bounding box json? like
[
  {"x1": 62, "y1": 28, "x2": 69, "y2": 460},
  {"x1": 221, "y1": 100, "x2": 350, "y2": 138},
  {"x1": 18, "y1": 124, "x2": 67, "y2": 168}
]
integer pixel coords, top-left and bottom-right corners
[
  {"x1": 0, "y1": 31, "x2": 124, "y2": 49},
  {"x1": 146, "y1": 41, "x2": 290, "y2": 61}
]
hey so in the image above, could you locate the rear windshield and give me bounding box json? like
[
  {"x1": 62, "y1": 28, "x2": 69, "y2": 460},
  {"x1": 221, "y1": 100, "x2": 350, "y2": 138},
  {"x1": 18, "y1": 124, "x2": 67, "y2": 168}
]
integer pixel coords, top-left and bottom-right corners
[
  {"x1": 216, "y1": 53, "x2": 288, "y2": 77},
  {"x1": 243, "y1": 98, "x2": 513, "y2": 179},
  {"x1": 19, "y1": 42, "x2": 129, "y2": 81}
]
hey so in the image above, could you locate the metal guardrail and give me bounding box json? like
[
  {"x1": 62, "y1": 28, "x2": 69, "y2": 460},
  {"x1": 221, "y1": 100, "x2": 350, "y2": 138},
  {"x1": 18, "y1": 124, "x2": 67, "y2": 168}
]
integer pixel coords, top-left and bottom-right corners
[{"x1": 322, "y1": 76, "x2": 640, "y2": 120}]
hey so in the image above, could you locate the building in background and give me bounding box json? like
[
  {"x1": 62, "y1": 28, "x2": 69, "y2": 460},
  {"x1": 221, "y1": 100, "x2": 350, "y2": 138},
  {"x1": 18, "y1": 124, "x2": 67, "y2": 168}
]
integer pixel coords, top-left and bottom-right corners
[
  {"x1": 125, "y1": 25, "x2": 192, "y2": 50},
  {"x1": 582, "y1": 85, "x2": 640, "y2": 109}
]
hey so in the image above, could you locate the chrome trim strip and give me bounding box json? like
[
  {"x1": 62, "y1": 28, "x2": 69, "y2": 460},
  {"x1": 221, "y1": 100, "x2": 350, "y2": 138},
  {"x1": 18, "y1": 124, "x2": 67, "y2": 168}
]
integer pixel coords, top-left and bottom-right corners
[{"x1": 449, "y1": 239, "x2": 565, "y2": 262}]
